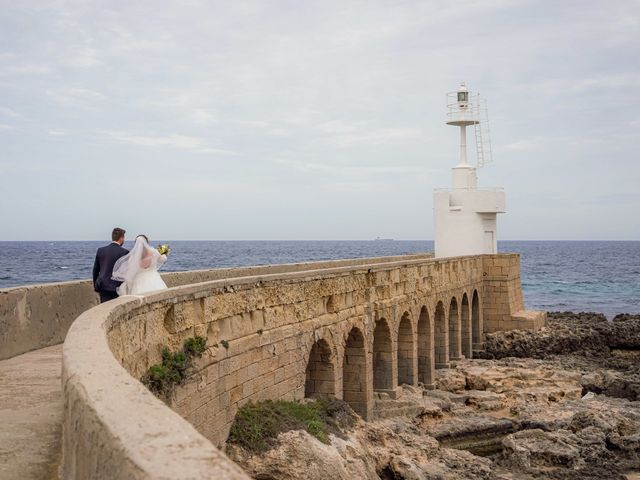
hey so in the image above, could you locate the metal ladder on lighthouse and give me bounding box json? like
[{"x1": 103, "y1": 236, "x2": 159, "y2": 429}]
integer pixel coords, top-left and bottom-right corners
[{"x1": 473, "y1": 97, "x2": 493, "y2": 169}]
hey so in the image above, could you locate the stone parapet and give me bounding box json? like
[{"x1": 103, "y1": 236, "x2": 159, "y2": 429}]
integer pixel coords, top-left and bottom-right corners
[
  {"x1": 0, "y1": 280, "x2": 98, "y2": 360},
  {"x1": 0, "y1": 254, "x2": 432, "y2": 360}
]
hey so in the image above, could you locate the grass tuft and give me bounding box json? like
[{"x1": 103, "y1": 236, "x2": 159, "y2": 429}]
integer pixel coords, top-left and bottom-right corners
[
  {"x1": 227, "y1": 399, "x2": 356, "y2": 452},
  {"x1": 183, "y1": 336, "x2": 207, "y2": 357},
  {"x1": 141, "y1": 336, "x2": 206, "y2": 397}
]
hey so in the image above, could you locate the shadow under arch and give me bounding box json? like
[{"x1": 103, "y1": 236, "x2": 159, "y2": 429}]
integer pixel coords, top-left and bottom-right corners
[
  {"x1": 305, "y1": 338, "x2": 336, "y2": 399},
  {"x1": 417, "y1": 306, "x2": 434, "y2": 386},
  {"x1": 448, "y1": 296, "x2": 461, "y2": 361},
  {"x1": 472, "y1": 289, "x2": 482, "y2": 349},
  {"x1": 397, "y1": 312, "x2": 415, "y2": 386},
  {"x1": 343, "y1": 327, "x2": 367, "y2": 417},
  {"x1": 461, "y1": 293, "x2": 471, "y2": 358},
  {"x1": 434, "y1": 301, "x2": 448, "y2": 368},
  {"x1": 373, "y1": 318, "x2": 393, "y2": 391}
]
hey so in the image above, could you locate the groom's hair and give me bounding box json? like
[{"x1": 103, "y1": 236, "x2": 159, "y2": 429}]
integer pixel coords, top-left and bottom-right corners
[{"x1": 112, "y1": 227, "x2": 126, "y2": 242}]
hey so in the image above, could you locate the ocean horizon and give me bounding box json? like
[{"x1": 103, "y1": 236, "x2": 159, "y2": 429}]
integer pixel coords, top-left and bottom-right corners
[{"x1": 1, "y1": 240, "x2": 638, "y2": 318}]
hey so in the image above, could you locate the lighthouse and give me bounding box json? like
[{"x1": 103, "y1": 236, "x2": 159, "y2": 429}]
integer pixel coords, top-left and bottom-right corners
[{"x1": 433, "y1": 82, "x2": 505, "y2": 258}]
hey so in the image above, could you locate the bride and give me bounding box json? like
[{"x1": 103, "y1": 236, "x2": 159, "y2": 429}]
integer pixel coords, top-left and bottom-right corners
[{"x1": 112, "y1": 235, "x2": 168, "y2": 296}]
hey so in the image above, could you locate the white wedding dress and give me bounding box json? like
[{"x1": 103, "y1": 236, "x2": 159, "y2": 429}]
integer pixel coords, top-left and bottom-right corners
[
  {"x1": 112, "y1": 236, "x2": 168, "y2": 296},
  {"x1": 128, "y1": 267, "x2": 167, "y2": 295}
]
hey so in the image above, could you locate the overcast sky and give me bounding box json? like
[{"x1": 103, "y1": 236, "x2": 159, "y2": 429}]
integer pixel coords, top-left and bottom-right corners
[{"x1": 1, "y1": 0, "x2": 638, "y2": 241}]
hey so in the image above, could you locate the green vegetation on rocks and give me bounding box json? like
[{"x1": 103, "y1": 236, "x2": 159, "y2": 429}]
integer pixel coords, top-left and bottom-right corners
[
  {"x1": 183, "y1": 336, "x2": 207, "y2": 357},
  {"x1": 142, "y1": 336, "x2": 206, "y2": 397},
  {"x1": 228, "y1": 399, "x2": 357, "y2": 452}
]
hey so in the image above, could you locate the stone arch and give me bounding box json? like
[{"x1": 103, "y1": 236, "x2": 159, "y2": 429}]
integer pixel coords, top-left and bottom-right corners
[
  {"x1": 434, "y1": 301, "x2": 449, "y2": 368},
  {"x1": 472, "y1": 289, "x2": 482, "y2": 349},
  {"x1": 397, "y1": 312, "x2": 415, "y2": 386},
  {"x1": 305, "y1": 338, "x2": 336, "y2": 399},
  {"x1": 461, "y1": 293, "x2": 472, "y2": 358},
  {"x1": 373, "y1": 318, "x2": 393, "y2": 391},
  {"x1": 448, "y1": 297, "x2": 461, "y2": 361},
  {"x1": 417, "y1": 306, "x2": 434, "y2": 386},
  {"x1": 343, "y1": 327, "x2": 367, "y2": 417}
]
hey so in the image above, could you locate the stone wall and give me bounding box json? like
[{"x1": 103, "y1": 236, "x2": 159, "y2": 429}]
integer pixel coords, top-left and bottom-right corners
[
  {"x1": 481, "y1": 254, "x2": 546, "y2": 332},
  {"x1": 61, "y1": 253, "x2": 545, "y2": 479},
  {"x1": 0, "y1": 254, "x2": 430, "y2": 360},
  {"x1": 0, "y1": 280, "x2": 98, "y2": 360}
]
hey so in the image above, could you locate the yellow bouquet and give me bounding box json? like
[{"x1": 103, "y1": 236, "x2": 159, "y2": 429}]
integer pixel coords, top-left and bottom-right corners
[{"x1": 156, "y1": 244, "x2": 171, "y2": 256}]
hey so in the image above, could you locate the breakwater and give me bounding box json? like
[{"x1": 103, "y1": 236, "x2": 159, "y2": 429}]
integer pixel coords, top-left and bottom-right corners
[{"x1": 58, "y1": 253, "x2": 543, "y2": 478}]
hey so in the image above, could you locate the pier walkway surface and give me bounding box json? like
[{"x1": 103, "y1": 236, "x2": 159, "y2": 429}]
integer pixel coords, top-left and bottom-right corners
[{"x1": 0, "y1": 345, "x2": 62, "y2": 479}]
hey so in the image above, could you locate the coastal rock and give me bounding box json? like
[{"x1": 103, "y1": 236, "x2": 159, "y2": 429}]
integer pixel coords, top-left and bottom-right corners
[
  {"x1": 227, "y1": 430, "x2": 377, "y2": 480},
  {"x1": 228, "y1": 312, "x2": 640, "y2": 480},
  {"x1": 229, "y1": 415, "x2": 496, "y2": 480},
  {"x1": 477, "y1": 312, "x2": 640, "y2": 401},
  {"x1": 478, "y1": 312, "x2": 640, "y2": 361},
  {"x1": 465, "y1": 390, "x2": 505, "y2": 411},
  {"x1": 501, "y1": 429, "x2": 582, "y2": 469},
  {"x1": 428, "y1": 413, "x2": 516, "y2": 461},
  {"x1": 434, "y1": 369, "x2": 467, "y2": 392},
  {"x1": 499, "y1": 426, "x2": 633, "y2": 478}
]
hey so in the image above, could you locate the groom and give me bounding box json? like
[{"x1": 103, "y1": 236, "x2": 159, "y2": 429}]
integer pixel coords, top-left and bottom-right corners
[{"x1": 93, "y1": 227, "x2": 129, "y2": 303}]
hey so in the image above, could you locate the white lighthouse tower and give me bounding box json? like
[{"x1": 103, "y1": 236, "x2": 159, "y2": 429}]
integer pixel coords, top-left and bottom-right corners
[{"x1": 434, "y1": 82, "x2": 505, "y2": 258}]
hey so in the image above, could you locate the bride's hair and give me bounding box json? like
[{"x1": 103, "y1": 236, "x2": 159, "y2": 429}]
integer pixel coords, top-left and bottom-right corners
[{"x1": 136, "y1": 234, "x2": 149, "y2": 243}]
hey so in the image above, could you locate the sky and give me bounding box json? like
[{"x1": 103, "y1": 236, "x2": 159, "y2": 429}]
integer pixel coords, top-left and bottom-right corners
[{"x1": 0, "y1": 0, "x2": 638, "y2": 241}]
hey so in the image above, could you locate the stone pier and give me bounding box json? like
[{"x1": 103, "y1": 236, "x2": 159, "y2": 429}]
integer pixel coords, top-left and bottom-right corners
[{"x1": 0, "y1": 253, "x2": 545, "y2": 479}]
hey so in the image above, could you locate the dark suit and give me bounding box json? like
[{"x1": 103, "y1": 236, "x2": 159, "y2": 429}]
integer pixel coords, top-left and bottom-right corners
[{"x1": 93, "y1": 242, "x2": 129, "y2": 303}]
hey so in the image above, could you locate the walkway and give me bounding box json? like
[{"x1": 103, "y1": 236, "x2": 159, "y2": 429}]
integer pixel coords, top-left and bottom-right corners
[{"x1": 0, "y1": 345, "x2": 63, "y2": 480}]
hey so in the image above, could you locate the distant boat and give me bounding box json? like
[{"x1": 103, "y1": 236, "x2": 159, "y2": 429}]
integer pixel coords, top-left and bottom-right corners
[{"x1": 374, "y1": 237, "x2": 394, "y2": 241}]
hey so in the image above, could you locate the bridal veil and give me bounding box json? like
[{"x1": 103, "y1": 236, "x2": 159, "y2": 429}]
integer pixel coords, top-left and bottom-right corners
[{"x1": 112, "y1": 236, "x2": 166, "y2": 295}]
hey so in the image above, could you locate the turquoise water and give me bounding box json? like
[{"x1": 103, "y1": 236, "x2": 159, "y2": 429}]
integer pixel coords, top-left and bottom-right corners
[{"x1": 0, "y1": 240, "x2": 637, "y2": 317}]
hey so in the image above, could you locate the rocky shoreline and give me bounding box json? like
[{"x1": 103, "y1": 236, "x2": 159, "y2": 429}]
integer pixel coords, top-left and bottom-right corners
[{"x1": 227, "y1": 312, "x2": 640, "y2": 479}]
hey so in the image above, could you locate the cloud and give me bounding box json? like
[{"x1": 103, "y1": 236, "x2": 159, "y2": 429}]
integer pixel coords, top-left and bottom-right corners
[
  {"x1": 101, "y1": 130, "x2": 238, "y2": 155},
  {"x1": 503, "y1": 140, "x2": 541, "y2": 152},
  {"x1": 273, "y1": 158, "x2": 427, "y2": 177},
  {"x1": 320, "y1": 126, "x2": 423, "y2": 148},
  {"x1": 198, "y1": 147, "x2": 239, "y2": 156},
  {"x1": 0, "y1": 63, "x2": 52, "y2": 77},
  {"x1": 0, "y1": 107, "x2": 24, "y2": 119},
  {"x1": 47, "y1": 88, "x2": 107, "y2": 109},
  {"x1": 104, "y1": 26, "x2": 175, "y2": 54},
  {"x1": 102, "y1": 131, "x2": 203, "y2": 148},
  {"x1": 0, "y1": 0, "x2": 639, "y2": 240},
  {"x1": 190, "y1": 109, "x2": 218, "y2": 125},
  {"x1": 517, "y1": 73, "x2": 639, "y2": 97},
  {"x1": 64, "y1": 47, "x2": 101, "y2": 68}
]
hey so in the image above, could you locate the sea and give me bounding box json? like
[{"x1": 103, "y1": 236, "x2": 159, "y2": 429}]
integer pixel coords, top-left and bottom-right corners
[{"x1": 0, "y1": 241, "x2": 638, "y2": 318}]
